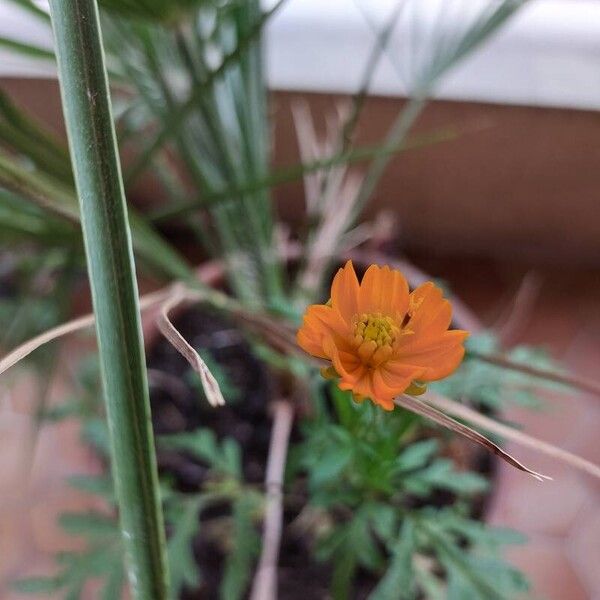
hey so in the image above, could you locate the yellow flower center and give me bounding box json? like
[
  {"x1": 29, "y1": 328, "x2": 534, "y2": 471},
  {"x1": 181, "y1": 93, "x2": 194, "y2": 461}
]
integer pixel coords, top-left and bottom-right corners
[{"x1": 352, "y1": 313, "x2": 399, "y2": 367}]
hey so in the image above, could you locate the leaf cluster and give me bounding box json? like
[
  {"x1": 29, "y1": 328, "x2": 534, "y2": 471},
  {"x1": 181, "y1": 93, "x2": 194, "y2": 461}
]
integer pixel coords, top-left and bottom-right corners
[
  {"x1": 434, "y1": 332, "x2": 562, "y2": 410},
  {"x1": 2, "y1": 2, "x2": 540, "y2": 598},
  {"x1": 289, "y1": 384, "x2": 528, "y2": 599}
]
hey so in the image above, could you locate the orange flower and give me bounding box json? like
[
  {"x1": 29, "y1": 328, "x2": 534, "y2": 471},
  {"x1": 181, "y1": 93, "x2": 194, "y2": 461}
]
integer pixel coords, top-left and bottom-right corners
[{"x1": 297, "y1": 261, "x2": 468, "y2": 410}]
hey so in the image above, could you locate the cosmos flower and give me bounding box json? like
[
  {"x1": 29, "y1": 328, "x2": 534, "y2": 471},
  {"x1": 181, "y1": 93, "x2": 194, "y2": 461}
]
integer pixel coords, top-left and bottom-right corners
[{"x1": 297, "y1": 261, "x2": 468, "y2": 410}]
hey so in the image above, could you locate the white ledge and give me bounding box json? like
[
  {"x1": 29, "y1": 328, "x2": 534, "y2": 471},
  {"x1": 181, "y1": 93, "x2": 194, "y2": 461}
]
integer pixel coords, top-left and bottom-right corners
[
  {"x1": 2, "y1": 1, "x2": 600, "y2": 111},
  {"x1": 265, "y1": 0, "x2": 600, "y2": 111}
]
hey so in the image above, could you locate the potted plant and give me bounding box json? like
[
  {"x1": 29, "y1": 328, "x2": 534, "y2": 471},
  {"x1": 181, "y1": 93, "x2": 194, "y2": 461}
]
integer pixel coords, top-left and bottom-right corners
[{"x1": 1, "y1": 1, "x2": 599, "y2": 598}]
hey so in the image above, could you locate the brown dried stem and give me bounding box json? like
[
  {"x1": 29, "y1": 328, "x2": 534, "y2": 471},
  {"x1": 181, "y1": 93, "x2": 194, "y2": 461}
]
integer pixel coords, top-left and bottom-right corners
[
  {"x1": 423, "y1": 391, "x2": 600, "y2": 480},
  {"x1": 250, "y1": 400, "x2": 295, "y2": 600},
  {"x1": 494, "y1": 271, "x2": 542, "y2": 347},
  {"x1": 395, "y1": 394, "x2": 551, "y2": 481},
  {"x1": 0, "y1": 287, "x2": 173, "y2": 376},
  {"x1": 469, "y1": 350, "x2": 600, "y2": 399}
]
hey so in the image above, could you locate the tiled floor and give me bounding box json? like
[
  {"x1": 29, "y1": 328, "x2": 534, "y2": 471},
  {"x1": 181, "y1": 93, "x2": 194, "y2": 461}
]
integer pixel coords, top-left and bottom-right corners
[
  {"x1": 454, "y1": 261, "x2": 600, "y2": 600},
  {"x1": 0, "y1": 363, "x2": 105, "y2": 599},
  {"x1": 1, "y1": 260, "x2": 599, "y2": 599}
]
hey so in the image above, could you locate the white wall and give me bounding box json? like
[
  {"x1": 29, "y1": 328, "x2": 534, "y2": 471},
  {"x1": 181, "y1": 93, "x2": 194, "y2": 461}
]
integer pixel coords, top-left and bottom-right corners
[{"x1": 2, "y1": 0, "x2": 600, "y2": 111}]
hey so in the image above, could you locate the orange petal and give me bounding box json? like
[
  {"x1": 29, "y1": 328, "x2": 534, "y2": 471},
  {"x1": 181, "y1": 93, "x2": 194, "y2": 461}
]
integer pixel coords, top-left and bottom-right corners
[
  {"x1": 339, "y1": 368, "x2": 374, "y2": 398},
  {"x1": 373, "y1": 396, "x2": 395, "y2": 411},
  {"x1": 372, "y1": 369, "x2": 400, "y2": 400},
  {"x1": 396, "y1": 331, "x2": 468, "y2": 381},
  {"x1": 358, "y1": 264, "x2": 409, "y2": 317},
  {"x1": 331, "y1": 260, "x2": 360, "y2": 323},
  {"x1": 324, "y1": 336, "x2": 364, "y2": 383},
  {"x1": 338, "y1": 367, "x2": 415, "y2": 411},
  {"x1": 381, "y1": 266, "x2": 410, "y2": 317},
  {"x1": 378, "y1": 362, "x2": 425, "y2": 395},
  {"x1": 360, "y1": 371, "x2": 397, "y2": 410},
  {"x1": 398, "y1": 328, "x2": 468, "y2": 355},
  {"x1": 297, "y1": 327, "x2": 327, "y2": 359},
  {"x1": 297, "y1": 304, "x2": 350, "y2": 360},
  {"x1": 407, "y1": 282, "x2": 451, "y2": 336}
]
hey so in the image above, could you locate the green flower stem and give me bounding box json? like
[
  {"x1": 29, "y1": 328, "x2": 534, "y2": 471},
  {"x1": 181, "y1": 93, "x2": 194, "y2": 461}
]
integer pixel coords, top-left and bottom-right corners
[{"x1": 48, "y1": 1, "x2": 169, "y2": 598}]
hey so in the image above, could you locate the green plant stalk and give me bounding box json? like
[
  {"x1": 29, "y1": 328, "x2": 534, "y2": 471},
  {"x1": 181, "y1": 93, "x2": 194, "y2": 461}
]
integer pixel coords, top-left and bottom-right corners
[{"x1": 47, "y1": 1, "x2": 169, "y2": 598}]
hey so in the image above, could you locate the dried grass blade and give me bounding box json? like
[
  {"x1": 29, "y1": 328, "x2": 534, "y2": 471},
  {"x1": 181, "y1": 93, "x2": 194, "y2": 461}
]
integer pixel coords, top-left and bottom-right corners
[
  {"x1": 250, "y1": 400, "x2": 294, "y2": 600},
  {"x1": 468, "y1": 350, "x2": 600, "y2": 398},
  {"x1": 395, "y1": 394, "x2": 551, "y2": 482},
  {"x1": 0, "y1": 288, "x2": 172, "y2": 376},
  {"x1": 424, "y1": 392, "x2": 600, "y2": 480},
  {"x1": 156, "y1": 285, "x2": 225, "y2": 407},
  {"x1": 0, "y1": 312, "x2": 95, "y2": 376}
]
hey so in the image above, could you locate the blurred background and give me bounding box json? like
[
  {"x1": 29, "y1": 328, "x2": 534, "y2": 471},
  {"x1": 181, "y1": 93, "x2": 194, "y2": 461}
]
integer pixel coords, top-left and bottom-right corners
[{"x1": 1, "y1": 0, "x2": 599, "y2": 598}]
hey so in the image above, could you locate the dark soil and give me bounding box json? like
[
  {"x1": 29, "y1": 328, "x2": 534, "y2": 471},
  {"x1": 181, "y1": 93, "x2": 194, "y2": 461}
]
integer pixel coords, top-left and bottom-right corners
[
  {"x1": 147, "y1": 307, "x2": 493, "y2": 599},
  {"x1": 147, "y1": 307, "x2": 342, "y2": 599},
  {"x1": 148, "y1": 307, "x2": 272, "y2": 487}
]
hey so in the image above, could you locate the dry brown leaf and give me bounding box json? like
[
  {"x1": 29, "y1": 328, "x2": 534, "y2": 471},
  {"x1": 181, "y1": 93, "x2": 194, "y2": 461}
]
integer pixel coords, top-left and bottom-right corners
[
  {"x1": 395, "y1": 394, "x2": 551, "y2": 481},
  {"x1": 0, "y1": 287, "x2": 172, "y2": 376},
  {"x1": 156, "y1": 285, "x2": 225, "y2": 408},
  {"x1": 468, "y1": 350, "x2": 600, "y2": 398},
  {"x1": 423, "y1": 391, "x2": 600, "y2": 480},
  {"x1": 250, "y1": 401, "x2": 294, "y2": 600}
]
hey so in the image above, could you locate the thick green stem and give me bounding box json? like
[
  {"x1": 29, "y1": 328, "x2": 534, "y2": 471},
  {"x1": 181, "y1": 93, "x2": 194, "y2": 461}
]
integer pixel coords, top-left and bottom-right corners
[{"x1": 48, "y1": 1, "x2": 169, "y2": 599}]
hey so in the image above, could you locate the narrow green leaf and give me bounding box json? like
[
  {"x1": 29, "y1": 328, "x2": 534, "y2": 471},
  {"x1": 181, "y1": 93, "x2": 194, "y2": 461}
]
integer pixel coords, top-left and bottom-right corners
[
  {"x1": 413, "y1": 564, "x2": 445, "y2": 600},
  {"x1": 220, "y1": 495, "x2": 260, "y2": 600},
  {"x1": 0, "y1": 151, "x2": 191, "y2": 280},
  {"x1": 124, "y1": 0, "x2": 287, "y2": 186},
  {"x1": 167, "y1": 498, "x2": 203, "y2": 595},
  {"x1": 59, "y1": 512, "x2": 117, "y2": 537},
  {"x1": 150, "y1": 126, "x2": 462, "y2": 223},
  {"x1": 369, "y1": 519, "x2": 416, "y2": 600},
  {"x1": 100, "y1": 560, "x2": 124, "y2": 600},
  {"x1": 407, "y1": 459, "x2": 489, "y2": 495},
  {"x1": 0, "y1": 36, "x2": 55, "y2": 60},
  {"x1": 396, "y1": 439, "x2": 439, "y2": 471},
  {"x1": 0, "y1": 89, "x2": 72, "y2": 182},
  {"x1": 67, "y1": 475, "x2": 115, "y2": 501},
  {"x1": 12, "y1": 576, "x2": 62, "y2": 594},
  {"x1": 420, "y1": 522, "x2": 504, "y2": 600},
  {"x1": 331, "y1": 543, "x2": 357, "y2": 600},
  {"x1": 160, "y1": 429, "x2": 243, "y2": 479}
]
